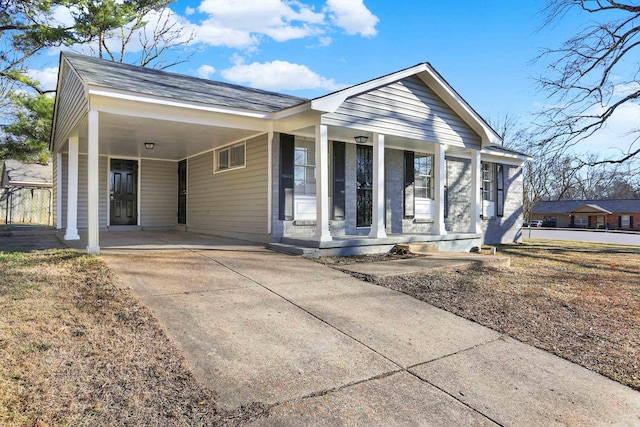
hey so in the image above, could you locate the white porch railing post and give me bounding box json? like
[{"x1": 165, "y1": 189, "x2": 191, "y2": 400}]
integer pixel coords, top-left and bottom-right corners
[
  {"x1": 86, "y1": 110, "x2": 100, "y2": 254},
  {"x1": 314, "y1": 124, "x2": 332, "y2": 242},
  {"x1": 369, "y1": 133, "x2": 387, "y2": 238},
  {"x1": 64, "y1": 136, "x2": 80, "y2": 240},
  {"x1": 433, "y1": 143, "x2": 447, "y2": 235},
  {"x1": 469, "y1": 149, "x2": 482, "y2": 234}
]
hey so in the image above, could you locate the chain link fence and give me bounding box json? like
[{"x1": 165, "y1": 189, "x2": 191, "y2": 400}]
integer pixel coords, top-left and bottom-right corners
[{"x1": 1, "y1": 186, "x2": 53, "y2": 226}]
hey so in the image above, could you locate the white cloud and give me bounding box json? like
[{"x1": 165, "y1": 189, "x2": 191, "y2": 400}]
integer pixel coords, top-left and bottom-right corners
[
  {"x1": 26, "y1": 67, "x2": 59, "y2": 91},
  {"x1": 325, "y1": 0, "x2": 378, "y2": 37},
  {"x1": 318, "y1": 36, "x2": 333, "y2": 47},
  {"x1": 185, "y1": 6, "x2": 196, "y2": 15},
  {"x1": 612, "y1": 81, "x2": 640, "y2": 97},
  {"x1": 197, "y1": 64, "x2": 216, "y2": 79},
  {"x1": 194, "y1": 0, "x2": 324, "y2": 49},
  {"x1": 221, "y1": 60, "x2": 346, "y2": 91},
  {"x1": 191, "y1": 0, "x2": 378, "y2": 50}
]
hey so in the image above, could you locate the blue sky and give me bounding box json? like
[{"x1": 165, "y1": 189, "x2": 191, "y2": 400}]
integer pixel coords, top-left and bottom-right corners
[{"x1": 32, "y1": 0, "x2": 638, "y2": 155}]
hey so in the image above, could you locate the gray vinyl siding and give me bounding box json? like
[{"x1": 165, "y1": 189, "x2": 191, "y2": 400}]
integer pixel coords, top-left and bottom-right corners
[
  {"x1": 323, "y1": 76, "x2": 481, "y2": 148},
  {"x1": 140, "y1": 159, "x2": 177, "y2": 227},
  {"x1": 53, "y1": 61, "x2": 88, "y2": 152},
  {"x1": 188, "y1": 135, "x2": 269, "y2": 241},
  {"x1": 60, "y1": 153, "x2": 108, "y2": 229}
]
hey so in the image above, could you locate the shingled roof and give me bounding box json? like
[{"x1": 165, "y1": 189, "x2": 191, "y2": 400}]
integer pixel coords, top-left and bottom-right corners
[
  {"x1": 63, "y1": 52, "x2": 309, "y2": 113},
  {"x1": 1, "y1": 160, "x2": 52, "y2": 187},
  {"x1": 533, "y1": 199, "x2": 640, "y2": 214}
]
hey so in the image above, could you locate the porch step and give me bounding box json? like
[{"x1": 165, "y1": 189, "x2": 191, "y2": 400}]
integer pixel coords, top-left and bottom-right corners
[
  {"x1": 267, "y1": 242, "x2": 320, "y2": 257},
  {"x1": 396, "y1": 243, "x2": 439, "y2": 254}
]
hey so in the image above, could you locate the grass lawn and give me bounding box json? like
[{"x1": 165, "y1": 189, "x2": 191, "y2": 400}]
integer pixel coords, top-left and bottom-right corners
[
  {"x1": 374, "y1": 239, "x2": 640, "y2": 391},
  {"x1": 0, "y1": 246, "x2": 265, "y2": 426}
]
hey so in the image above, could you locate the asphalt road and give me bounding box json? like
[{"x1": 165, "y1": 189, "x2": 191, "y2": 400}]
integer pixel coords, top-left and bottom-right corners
[{"x1": 524, "y1": 228, "x2": 640, "y2": 245}]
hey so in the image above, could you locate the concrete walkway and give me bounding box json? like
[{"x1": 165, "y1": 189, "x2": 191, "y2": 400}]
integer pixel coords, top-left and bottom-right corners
[{"x1": 100, "y1": 232, "x2": 640, "y2": 425}]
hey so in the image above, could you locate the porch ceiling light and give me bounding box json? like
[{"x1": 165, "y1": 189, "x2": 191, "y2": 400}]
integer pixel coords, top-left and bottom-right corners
[
  {"x1": 354, "y1": 135, "x2": 368, "y2": 144},
  {"x1": 144, "y1": 142, "x2": 155, "y2": 149}
]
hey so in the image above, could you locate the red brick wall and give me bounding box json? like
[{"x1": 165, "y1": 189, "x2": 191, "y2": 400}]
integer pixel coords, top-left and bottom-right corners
[{"x1": 605, "y1": 214, "x2": 640, "y2": 231}]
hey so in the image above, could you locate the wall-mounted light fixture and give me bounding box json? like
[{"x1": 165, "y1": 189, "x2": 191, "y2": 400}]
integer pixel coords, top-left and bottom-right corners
[
  {"x1": 354, "y1": 135, "x2": 368, "y2": 144},
  {"x1": 144, "y1": 142, "x2": 155, "y2": 149}
]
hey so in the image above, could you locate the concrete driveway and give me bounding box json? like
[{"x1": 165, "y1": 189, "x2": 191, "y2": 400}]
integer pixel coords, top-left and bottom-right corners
[{"x1": 102, "y1": 232, "x2": 640, "y2": 425}]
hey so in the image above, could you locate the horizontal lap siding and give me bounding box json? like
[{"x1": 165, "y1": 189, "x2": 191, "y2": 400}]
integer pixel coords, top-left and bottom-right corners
[
  {"x1": 60, "y1": 154, "x2": 107, "y2": 229},
  {"x1": 53, "y1": 63, "x2": 87, "y2": 152},
  {"x1": 141, "y1": 159, "x2": 177, "y2": 227},
  {"x1": 324, "y1": 76, "x2": 481, "y2": 148},
  {"x1": 188, "y1": 135, "x2": 268, "y2": 240}
]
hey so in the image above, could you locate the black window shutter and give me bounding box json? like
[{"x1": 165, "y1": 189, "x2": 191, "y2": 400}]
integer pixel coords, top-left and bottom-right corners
[
  {"x1": 631, "y1": 216, "x2": 634, "y2": 229},
  {"x1": 404, "y1": 151, "x2": 415, "y2": 218},
  {"x1": 332, "y1": 141, "x2": 346, "y2": 220},
  {"x1": 496, "y1": 164, "x2": 505, "y2": 217},
  {"x1": 618, "y1": 216, "x2": 622, "y2": 228},
  {"x1": 279, "y1": 134, "x2": 295, "y2": 220}
]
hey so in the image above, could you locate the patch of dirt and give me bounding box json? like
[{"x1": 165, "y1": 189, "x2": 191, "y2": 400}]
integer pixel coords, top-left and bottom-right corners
[
  {"x1": 362, "y1": 240, "x2": 640, "y2": 391},
  {"x1": 0, "y1": 233, "x2": 268, "y2": 426}
]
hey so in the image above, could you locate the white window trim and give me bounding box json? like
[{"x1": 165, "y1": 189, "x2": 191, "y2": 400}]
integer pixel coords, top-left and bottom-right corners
[{"x1": 214, "y1": 140, "x2": 246, "y2": 173}]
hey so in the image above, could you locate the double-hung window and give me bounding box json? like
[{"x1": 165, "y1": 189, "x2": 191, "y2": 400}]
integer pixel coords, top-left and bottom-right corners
[
  {"x1": 294, "y1": 138, "x2": 316, "y2": 196},
  {"x1": 292, "y1": 137, "x2": 316, "y2": 220},
  {"x1": 215, "y1": 141, "x2": 245, "y2": 172},
  {"x1": 481, "y1": 162, "x2": 505, "y2": 218},
  {"x1": 414, "y1": 154, "x2": 434, "y2": 219}
]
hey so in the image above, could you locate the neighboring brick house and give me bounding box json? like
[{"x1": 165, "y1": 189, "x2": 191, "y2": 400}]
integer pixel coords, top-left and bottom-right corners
[{"x1": 531, "y1": 200, "x2": 640, "y2": 230}]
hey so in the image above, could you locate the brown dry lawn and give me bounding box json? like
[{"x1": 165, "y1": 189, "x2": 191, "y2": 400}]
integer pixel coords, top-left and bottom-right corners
[
  {"x1": 0, "y1": 240, "x2": 266, "y2": 426},
  {"x1": 370, "y1": 239, "x2": 640, "y2": 391}
]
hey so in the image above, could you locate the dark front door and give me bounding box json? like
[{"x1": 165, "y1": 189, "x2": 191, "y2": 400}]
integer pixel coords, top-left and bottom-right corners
[
  {"x1": 356, "y1": 145, "x2": 373, "y2": 227},
  {"x1": 110, "y1": 159, "x2": 138, "y2": 226},
  {"x1": 178, "y1": 160, "x2": 187, "y2": 224}
]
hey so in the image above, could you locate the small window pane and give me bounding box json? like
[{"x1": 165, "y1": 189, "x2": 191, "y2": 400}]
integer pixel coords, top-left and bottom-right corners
[
  {"x1": 218, "y1": 150, "x2": 229, "y2": 170},
  {"x1": 230, "y1": 144, "x2": 245, "y2": 167}
]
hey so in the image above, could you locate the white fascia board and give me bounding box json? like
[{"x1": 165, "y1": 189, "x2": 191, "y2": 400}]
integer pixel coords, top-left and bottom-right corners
[
  {"x1": 416, "y1": 66, "x2": 502, "y2": 146},
  {"x1": 310, "y1": 64, "x2": 430, "y2": 113},
  {"x1": 271, "y1": 102, "x2": 312, "y2": 120},
  {"x1": 480, "y1": 149, "x2": 532, "y2": 165},
  {"x1": 87, "y1": 86, "x2": 271, "y2": 119}
]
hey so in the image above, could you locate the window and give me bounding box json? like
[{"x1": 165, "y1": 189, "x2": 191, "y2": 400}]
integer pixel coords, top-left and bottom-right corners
[
  {"x1": 574, "y1": 215, "x2": 588, "y2": 227},
  {"x1": 414, "y1": 153, "x2": 434, "y2": 219},
  {"x1": 414, "y1": 154, "x2": 434, "y2": 200},
  {"x1": 215, "y1": 141, "x2": 245, "y2": 172},
  {"x1": 481, "y1": 163, "x2": 494, "y2": 202},
  {"x1": 294, "y1": 137, "x2": 316, "y2": 196},
  {"x1": 621, "y1": 215, "x2": 631, "y2": 227},
  {"x1": 481, "y1": 162, "x2": 506, "y2": 218}
]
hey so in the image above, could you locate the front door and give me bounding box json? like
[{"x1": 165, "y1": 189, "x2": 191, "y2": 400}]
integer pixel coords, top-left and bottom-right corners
[
  {"x1": 356, "y1": 145, "x2": 373, "y2": 227},
  {"x1": 110, "y1": 159, "x2": 138, "y2": 226},
  {"x1": 178, "y1": 160, "x2": 187, "y2": 224}
]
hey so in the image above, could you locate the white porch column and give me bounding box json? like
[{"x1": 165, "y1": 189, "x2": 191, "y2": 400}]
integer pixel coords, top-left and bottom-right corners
[
  {"x1": 369, "y1": 133, "x2": 387, "y2": 238},
  {"x1": 86, "y1": 110, "x2": 100, "y2": 254},
  {"x1": 469, "y1": 149, "x2": 482, "y2": 234},
  {"x1": 64, "y1": 136, "x2": 80, "y2": 240},
  {"x1": 433, "y1": 143, "x2": 447, "y2": 235},
  {"x1": 313, "y1": 124, "x2": 332, "y2": 242}
]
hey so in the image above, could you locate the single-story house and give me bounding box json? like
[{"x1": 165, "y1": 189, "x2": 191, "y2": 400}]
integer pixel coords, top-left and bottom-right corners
[
  {"x1": 1, "y1": 160, "x2": 53, "y2": 225},
  {"x1": 51, "y1": 52, "x2": 529, "y2": 255},
  {"x1": 531, "y1": 199, "x2": 640, "y2": 230}
]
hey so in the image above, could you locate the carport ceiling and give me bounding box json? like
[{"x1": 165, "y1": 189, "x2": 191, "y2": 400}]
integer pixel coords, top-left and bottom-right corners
[{"x1": 73, "y1": 112, "x2": 262, "y2": 161}]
